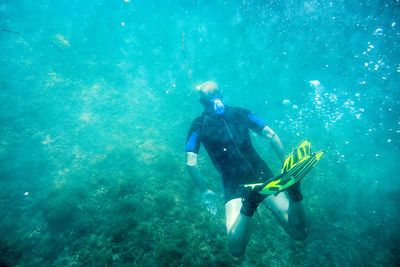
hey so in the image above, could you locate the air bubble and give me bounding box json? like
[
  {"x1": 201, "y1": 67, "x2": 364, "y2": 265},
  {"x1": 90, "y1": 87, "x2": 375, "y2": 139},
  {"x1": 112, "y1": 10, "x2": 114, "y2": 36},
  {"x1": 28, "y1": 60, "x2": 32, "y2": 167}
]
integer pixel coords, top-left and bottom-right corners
[
  {"x1": 309, "y1": 80, "x2": 320, "y2": 86},
  {"x1": 282, "y1": 99, "x2": 291, "y2": 106},
  {"x1": 374, "y1": 28, "x2": 383, "y2": 35}
]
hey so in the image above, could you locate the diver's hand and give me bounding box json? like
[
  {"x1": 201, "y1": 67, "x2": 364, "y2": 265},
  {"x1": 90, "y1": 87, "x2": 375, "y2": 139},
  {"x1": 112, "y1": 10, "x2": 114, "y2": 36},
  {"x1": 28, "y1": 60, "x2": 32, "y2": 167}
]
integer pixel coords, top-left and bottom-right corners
[{"x1": 201, "y1": 190, "x2": 217, "y2": 215}]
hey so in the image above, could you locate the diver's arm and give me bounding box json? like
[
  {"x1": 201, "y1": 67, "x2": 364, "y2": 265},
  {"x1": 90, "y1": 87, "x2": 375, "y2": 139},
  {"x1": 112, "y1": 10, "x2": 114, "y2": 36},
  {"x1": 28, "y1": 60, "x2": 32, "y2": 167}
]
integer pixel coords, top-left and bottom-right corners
[
  {"x1": 261, "y1": 126, "x2": 285, "y2": 163},
  {"x1": 185, "y1": 152, "x2": 208, "y2": 193},
  {"x1": 186, "y1": 152, "x2": 218, "y2": 215}
]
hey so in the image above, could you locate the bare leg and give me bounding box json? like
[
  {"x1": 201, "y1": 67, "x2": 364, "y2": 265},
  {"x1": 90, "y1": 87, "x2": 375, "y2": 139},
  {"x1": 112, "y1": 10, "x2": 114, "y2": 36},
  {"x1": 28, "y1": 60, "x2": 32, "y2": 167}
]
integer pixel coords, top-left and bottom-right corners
[
  {"x1": 264, "y1": 192, "x2": 307, "y2": 240},
  {"x1": 225, "y1": 198, "x2": 251, "y2": 257}
]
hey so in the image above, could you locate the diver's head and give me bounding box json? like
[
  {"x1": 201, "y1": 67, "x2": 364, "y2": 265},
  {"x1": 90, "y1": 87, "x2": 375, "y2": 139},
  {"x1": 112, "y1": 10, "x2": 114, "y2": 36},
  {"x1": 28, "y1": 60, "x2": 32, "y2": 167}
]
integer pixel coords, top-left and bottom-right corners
[{"x1": 198, "y1": 81, "x2": 225, "y2": 114}]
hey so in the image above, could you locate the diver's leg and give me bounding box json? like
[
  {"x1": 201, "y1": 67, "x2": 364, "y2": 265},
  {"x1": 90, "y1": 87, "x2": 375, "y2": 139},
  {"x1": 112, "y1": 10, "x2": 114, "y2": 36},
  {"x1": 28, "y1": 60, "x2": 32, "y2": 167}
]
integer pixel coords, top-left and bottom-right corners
[
  {"x1": 225, "y1": 198, "x2": 251, "y2": 257},
  {"x1": 265, "y1": 191, "x2": 307, "y2": 240}
]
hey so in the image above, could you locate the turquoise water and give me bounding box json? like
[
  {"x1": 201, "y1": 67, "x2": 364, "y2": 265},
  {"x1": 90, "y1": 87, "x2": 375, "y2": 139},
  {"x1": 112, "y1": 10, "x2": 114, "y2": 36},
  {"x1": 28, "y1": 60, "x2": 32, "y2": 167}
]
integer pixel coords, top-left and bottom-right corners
[{"x1": 1, "y1": 0, "x2": 399, "y2": 265}]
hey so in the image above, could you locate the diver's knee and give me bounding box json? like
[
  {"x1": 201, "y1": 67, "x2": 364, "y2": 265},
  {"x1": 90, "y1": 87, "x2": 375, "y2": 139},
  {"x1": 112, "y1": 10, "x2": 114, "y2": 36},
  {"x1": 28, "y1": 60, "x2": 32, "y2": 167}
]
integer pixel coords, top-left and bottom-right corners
[
  {"x1": 287, "y1": 200, "x2": 307, "y2": 240},
  {"x1": 287, "y1": 223, "x2": 308, "y2": 241},
  {"x1": 290, "y1": 229, "x2": 308, "y2": 241},
  {"x1": 227, "y1": 232, "x2": 247, "y2": 257},
  {"x1": 228, "y1": 242, "x2": 246, "y2": 257}
]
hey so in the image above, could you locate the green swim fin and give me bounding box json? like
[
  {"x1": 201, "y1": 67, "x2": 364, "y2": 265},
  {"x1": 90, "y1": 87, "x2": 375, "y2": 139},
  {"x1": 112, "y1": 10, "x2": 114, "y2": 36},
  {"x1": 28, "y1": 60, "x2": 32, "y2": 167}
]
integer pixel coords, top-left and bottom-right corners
[{"x1": 244, "y1": 139, "x2": 324, "y2": 195}]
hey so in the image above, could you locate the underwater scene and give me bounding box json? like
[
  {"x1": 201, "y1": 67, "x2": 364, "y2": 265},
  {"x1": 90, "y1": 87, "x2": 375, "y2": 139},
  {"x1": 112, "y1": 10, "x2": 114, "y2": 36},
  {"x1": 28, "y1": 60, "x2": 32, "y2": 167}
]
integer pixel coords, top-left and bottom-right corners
[{"x1": 1, "y1": 0, "x2": 399, "y2": 266}]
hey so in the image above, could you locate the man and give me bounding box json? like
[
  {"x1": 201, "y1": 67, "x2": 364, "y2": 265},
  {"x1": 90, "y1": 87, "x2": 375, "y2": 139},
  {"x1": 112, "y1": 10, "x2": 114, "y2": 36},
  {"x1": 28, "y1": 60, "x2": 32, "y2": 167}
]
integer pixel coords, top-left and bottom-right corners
[{"x1": 185, "y1": 81, "x2": 307, "y2": 257}]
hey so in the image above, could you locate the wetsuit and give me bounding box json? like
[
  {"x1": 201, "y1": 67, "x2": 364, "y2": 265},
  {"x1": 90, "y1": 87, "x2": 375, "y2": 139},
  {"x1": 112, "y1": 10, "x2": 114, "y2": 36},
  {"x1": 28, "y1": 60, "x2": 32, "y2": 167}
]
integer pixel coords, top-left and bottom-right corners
[{"x1": 186, "y1": 105, "x2": 274, "y2": 203}]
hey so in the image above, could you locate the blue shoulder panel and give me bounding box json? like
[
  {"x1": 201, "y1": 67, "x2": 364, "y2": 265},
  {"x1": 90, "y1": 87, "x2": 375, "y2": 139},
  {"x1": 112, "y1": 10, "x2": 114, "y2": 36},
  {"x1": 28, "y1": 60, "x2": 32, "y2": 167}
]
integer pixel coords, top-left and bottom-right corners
[
  {"x1": 185, "y1": 132, "x2": 198, "y2": 152},
  {"x1": 248, "y1": 114, "x2": 266, "y2": 128}
]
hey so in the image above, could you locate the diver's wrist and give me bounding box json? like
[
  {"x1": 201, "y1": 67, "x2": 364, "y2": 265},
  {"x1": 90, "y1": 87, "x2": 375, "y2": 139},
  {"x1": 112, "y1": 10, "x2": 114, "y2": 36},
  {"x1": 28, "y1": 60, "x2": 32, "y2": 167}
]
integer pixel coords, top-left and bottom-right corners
[{"x1": 202, "y1": 189, "x2": 213, "y2": 194}]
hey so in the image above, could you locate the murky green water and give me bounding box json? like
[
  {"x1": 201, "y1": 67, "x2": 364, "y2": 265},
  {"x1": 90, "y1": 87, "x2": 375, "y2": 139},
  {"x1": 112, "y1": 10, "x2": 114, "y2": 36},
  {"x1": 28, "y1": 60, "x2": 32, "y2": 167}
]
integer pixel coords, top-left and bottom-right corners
[{"x1": 0, "y1": 0, "x2": 399, "y2": 265}]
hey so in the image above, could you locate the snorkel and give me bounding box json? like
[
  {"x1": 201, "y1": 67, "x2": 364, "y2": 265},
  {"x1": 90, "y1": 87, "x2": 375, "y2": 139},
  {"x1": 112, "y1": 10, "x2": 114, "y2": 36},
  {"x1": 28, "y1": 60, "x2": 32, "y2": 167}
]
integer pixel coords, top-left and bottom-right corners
[
  {"x1": 209, "y1": 98, "x2": 225, "y2": 114},
  {"x1": 197, "y1": 81, "x2": 225, "y2": 115}
]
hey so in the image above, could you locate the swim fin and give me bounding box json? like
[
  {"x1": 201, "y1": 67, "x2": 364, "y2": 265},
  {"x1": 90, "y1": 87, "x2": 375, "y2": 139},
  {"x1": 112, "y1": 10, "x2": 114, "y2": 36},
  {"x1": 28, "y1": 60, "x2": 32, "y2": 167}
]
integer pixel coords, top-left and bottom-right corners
[{"x1": 244, "y1": 139, "x2": 324, "y2": 195}]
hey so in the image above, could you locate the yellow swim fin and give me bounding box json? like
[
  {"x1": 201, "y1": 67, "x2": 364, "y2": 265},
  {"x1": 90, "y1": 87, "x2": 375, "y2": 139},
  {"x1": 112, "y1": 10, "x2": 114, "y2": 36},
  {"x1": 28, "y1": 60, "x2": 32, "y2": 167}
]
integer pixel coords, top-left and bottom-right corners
[{"x1": 244, "y1": 139, "x2": 324, "y2": 195}]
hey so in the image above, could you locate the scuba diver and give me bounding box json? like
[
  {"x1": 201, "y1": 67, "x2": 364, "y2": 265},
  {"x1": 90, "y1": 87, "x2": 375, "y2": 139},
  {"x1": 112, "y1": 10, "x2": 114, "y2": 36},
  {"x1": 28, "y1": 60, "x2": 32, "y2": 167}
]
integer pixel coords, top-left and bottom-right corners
[{"x1": 185, "y1": 81, "x2": 310, "y2": 257}]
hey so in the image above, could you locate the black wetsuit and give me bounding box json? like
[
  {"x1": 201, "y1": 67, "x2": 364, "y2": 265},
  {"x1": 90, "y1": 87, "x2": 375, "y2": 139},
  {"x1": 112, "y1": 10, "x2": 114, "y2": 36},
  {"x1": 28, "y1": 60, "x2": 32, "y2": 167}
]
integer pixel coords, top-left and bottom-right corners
[{"x1": 186, "y1": 105, "x2": 274, "y2": 203}]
